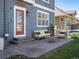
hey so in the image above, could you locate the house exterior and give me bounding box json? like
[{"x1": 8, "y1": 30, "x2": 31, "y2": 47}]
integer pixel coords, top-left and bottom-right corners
[
  {"x1": 71, "y1": 18, "x2": 79, "y2": 30},
  {"x1": 66, "y1": 10, "x2": 77, "y2": 24},
  {"x1": 0, "y1": 0, "x2": 55, "y2": 40},
  {"x1": 55, "y1": 7, "x2": 76, "y2": 33},
  {"x1": 74, "y1": 17, "x2": 79, "y2": 24}
]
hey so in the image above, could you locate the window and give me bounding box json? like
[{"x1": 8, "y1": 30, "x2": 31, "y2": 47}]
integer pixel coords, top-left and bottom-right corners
[
  {"x1": 43, "y1": 0, "x2": 49, "y2": 3},
  {"x1": 61, "y1": 18, "x2": 64, "y2": 21},
  {"x1": 37, "y1": 10, "x2": 49, "y2": 27}
]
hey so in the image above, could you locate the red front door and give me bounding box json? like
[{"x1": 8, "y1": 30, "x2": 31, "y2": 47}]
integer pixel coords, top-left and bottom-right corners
[
  {"x1": 14, "y1": 6, "x2": 26, "y2": 37},
  {"x1": 16, "y1": 9, "x2": 24, "y2": 35}
]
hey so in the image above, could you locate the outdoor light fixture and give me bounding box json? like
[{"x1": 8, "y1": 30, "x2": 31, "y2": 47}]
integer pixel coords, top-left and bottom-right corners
[{"x1": 26, "y1": 10, "x2": 30, "y2": 16}]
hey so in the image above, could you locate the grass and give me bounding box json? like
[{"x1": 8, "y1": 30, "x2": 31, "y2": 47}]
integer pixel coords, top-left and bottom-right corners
[
  {"x1": 38, "y1": 39, "x2": 79, "y2": 59},
  {"x1": 67, "y1": 33, "x2": 79, "y2": 38},
  {"x1": 6, "y1": 39, "x2": 79, "y2": 59}
]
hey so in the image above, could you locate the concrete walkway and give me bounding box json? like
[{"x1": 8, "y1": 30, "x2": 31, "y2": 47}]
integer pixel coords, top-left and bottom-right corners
[{"x1": 0, "y1": 38, "x2": 73, "y2": 59}]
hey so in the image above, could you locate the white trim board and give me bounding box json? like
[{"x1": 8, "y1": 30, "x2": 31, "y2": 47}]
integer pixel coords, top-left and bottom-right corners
[
  {"x1": 43, "y1": 0, "x2": 50, "y2": 4},
  {"x1": 23, "y1": 0, "x2": 34, "y2": 4},
  {"x1": 14, "y1": 6, "x2": 26, "y2": 38},
  {"x1": 33, "y1": 3, "x2": 54, "y2": 12}
]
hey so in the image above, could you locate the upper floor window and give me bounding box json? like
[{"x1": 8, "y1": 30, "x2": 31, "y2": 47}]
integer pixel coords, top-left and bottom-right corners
[
  {"x1": 43, "y1": 0, "x2": 50, "y2": 3},
  {"x1": 37, "y1": 10, "x2": 49, "y2": 27}
]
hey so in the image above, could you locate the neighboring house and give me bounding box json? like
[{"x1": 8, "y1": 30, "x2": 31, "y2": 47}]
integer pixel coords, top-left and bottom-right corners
[
  {"x1": 71, "y1": 18, "x2": 79, "y2": 30},
  {"x1": 66, "y1": 10, "x2": 77, "y2": 24},
  {"x1": 55, "y1": 7, "x2": 77, "y2": 34},
  {"x1": 75, "y1": 17, "x2": 79, "y2": 24},
  {"x1": 0, "y1": 0, "x2": 55, "y2": 40},
  {"x1": 71, "y1": 24, "x2": 79, "y2": 30}
]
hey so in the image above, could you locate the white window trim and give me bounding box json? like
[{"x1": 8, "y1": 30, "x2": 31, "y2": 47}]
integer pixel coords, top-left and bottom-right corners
[
  {"x1": 43, "y1": 0, "x2": 50, "y2": 4},
  {"x1": 33, "y1": 3, "x2": 54, "y2": 13},
  {"x1": 14, "y1": 6, "x2": 26, "y2": 38},
  {"x1": 37, "y1": 10, "x2": 49, "y2": 27}
]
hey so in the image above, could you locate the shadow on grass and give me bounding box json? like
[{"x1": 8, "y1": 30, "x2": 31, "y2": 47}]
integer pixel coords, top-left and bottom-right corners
[{"x1": 6, "y1": 54, "x2": 37, "y2": 59}]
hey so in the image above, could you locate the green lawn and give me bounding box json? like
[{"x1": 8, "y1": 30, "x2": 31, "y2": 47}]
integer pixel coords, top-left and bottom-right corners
[
  {"x1": 6, "y1": 39, "x2": 79, "y2": 59},
  {"x1": 67, "y1": 33, "x2": 79, "y2": 38}
]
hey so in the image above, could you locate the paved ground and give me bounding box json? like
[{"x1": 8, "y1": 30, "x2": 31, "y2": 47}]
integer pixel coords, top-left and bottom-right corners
[{"x1": 0, "y1": 38, "x2": 73, "y2": 59}]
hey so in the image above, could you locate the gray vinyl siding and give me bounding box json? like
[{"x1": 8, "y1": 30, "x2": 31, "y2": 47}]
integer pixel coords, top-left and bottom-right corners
[
  {"x1": 35, "y1": 0, "x2": 55, "y2": 10},
  {"x1": 5, "y1": 0, "x2": 14, "y2": 39},
  {"x1": 5, "y1": 0, "x2": 34, "y2": 39},
  {"x1": 0, "y1": 0, "x2": 4, "y2": 37}
]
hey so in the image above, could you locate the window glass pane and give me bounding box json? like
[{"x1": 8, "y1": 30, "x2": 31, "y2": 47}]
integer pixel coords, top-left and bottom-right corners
[
  {"x1": 38, "y1": 12, "x2": 41, "y2": 19},
  {"x1": 42, "y1": 13, "x2": 46, "y2": 20},
  {"x1": 16, "y1": 11, "x2": 23, "y2": 31},
  {"x1": 46, "y1": 14, "x2": 48, "y2": 20},
  {"x1": 46, "y1": 20, "x2": 48, "y2": 25},
  {"x1": 44, "y1": 15, "x2": 46, "y2": 20},
  {"x1": 38, "y1": 20, "x2": 41, "y2": 25},
  {"x1": 16, "y1": 10, "x2": 24, "y2": 35},
  {"x1": 42, "y1": 20, "x2": 45, "y2": 25}
]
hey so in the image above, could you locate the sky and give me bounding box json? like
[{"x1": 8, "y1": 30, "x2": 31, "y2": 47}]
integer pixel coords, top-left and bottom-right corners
[{"x1": 55, "y1": 0, "x2": 79, "y2": 17}]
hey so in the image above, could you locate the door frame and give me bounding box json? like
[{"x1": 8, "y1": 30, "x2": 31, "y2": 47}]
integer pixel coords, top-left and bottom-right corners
[{"x1": 14, "y1": 6, "x2": 26, "y2": 37}]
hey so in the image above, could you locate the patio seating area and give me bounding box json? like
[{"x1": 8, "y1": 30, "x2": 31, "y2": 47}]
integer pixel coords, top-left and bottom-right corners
[{"x1": 0, "y1": 38, "x2": 73, "y2": 59}]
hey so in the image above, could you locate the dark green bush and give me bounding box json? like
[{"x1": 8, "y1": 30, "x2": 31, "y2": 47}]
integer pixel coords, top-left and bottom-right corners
[
  {"x1": 6, "y1": 54, "x2": 28, "y2": 59},
  {"x1": 50, "y1": 24, "x2": 54, "y2": 35}
]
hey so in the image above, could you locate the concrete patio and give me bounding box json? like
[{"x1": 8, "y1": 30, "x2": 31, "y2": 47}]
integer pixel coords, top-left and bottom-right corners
[{"x1": 0, "y1": 38, "x2": 73, "y2": 59}]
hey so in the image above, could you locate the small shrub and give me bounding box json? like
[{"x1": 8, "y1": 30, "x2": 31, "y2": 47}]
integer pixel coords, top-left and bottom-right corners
[
  {"x1": 49, "y1": 24, "x2": 54, "y2": 36},
  {"x1": 6, "y1": 54, "x2": 28, "y2": 59}
]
